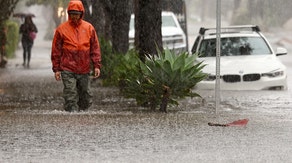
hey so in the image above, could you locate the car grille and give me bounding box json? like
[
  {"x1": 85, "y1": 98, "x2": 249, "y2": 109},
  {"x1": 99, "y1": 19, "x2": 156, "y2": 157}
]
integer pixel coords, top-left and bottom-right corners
[
  {"x1": 222, "y1": 75, "x2": 241, "y2": 83},
  {"x1": 222, "y1": 74, "x2": 261, "y2": 83},
  {"x1": 243, "y1": 73, "x2": 261, "y2": 81}
]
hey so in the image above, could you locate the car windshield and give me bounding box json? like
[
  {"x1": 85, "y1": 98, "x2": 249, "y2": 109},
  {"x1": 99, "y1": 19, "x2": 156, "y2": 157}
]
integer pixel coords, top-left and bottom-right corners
[
  {"x1": 162, "y1": 15, "x2": 177, "y2": 27},
  {"x1": 129, "y1": 15, "x2": 177, "y2": 30},
  {"x1": 198, "y1": 37, "x2": 272, "y2": 57}
]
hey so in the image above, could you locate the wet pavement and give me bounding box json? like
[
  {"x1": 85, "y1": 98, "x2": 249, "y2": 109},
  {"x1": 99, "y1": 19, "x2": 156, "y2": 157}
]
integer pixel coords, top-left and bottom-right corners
[{"x1": 1, "y1": 6, "x2": 292, "y2": 163}]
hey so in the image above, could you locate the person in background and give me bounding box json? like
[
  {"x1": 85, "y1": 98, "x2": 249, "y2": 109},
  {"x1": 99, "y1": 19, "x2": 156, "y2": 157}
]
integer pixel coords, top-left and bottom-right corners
[
  {"x1": 19, "y1": 16, "x2": 37, "y2": 68},
  {"x1": 51, "y1": 0, "x2": 101, "y2": 112}
]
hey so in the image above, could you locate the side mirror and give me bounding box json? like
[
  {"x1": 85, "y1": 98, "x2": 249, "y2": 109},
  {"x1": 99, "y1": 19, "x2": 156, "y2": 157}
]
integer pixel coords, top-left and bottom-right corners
[{"x1": 276, "y1": 47, "x2": 287, "y2": 56}]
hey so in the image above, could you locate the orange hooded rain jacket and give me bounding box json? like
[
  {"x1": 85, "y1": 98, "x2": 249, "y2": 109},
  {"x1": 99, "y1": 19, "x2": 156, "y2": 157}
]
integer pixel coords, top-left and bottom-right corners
[{"x1": 51, "y1": 0, "x2": 101, "y2": 74}]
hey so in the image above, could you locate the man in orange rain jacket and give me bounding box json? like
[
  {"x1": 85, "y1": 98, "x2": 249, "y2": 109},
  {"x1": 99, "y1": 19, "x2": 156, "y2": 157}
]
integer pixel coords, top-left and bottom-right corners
[{"x1": 51, "y1": 0, "x2": 101, "y2": 112}]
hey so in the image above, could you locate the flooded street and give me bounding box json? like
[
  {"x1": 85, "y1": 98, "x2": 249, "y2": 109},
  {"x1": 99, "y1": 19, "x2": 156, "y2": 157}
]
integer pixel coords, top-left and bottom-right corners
[
  {"x1": 1, "y1": 72, "x2": 292, "y2": 163},
  {"x1": 1, "y1": 40, "x2": 292, "y2": 163},
  {"x1": 1, "y1": 5, "x2": 292, "y2": 163}
]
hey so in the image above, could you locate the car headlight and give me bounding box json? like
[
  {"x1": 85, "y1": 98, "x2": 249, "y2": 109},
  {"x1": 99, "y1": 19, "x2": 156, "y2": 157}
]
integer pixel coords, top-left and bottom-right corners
[{"x1": 262, "y1": 70, "x2": 284, "y2": 78}]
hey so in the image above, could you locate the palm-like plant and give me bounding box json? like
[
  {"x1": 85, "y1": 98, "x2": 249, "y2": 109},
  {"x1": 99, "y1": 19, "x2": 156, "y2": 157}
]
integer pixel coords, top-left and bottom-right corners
[{"x1": 119, "y1": 49, "x2": 206, "y2": 112}]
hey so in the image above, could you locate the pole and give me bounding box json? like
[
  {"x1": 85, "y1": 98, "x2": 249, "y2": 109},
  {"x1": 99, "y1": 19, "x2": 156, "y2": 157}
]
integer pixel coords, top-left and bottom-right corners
[
  {"x1": 215, "y1": 0, "x2": 221, "y2": 114},
  {"x1": 182, "y1": 0, "x2": 189, "y2": 51}
]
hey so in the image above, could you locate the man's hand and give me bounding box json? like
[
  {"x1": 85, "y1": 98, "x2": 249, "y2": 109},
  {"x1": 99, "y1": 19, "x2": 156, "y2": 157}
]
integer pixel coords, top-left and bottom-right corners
[
  {"x1": 93, "y1": 68, "x2": 100, "y2": 78},
  {"x1": 54, "y1": 71, "x2": 61, "y2": 81}
]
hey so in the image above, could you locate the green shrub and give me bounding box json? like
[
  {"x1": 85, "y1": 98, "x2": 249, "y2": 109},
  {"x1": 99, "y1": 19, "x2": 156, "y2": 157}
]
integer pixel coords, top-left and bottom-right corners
[
  {"x1": 118, "y1": 49, "x2": 207, "y2": 112},
  {"x1": 99, "y1": 37, "x2": 124, "y2": 86},
  {"x1": 5, "y1": 20, "x2": 19, "y2": 58},
  {"x1": 115, "y1": 49, "x2": 143, "y2": 89}
]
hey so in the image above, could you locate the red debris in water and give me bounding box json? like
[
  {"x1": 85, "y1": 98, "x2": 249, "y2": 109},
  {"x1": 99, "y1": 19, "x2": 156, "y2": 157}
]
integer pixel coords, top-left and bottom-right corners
[{"x1": 208, "y1": 119, "x2": 249, "y2": 127}]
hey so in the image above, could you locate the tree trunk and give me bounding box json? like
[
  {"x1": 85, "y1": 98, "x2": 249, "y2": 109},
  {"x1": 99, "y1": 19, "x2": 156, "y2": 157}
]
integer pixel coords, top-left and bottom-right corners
[
  {"x1": 91, "y1": 0, "x2": 105, "y2": 39},
  {"x1": 159, "y1": 85, "x2": 170, "y2": 113},
  {"x1": 134, "y1": 0, "x2": 162, "y2": 62},
  {"x1": 81, "y1": 0, "x2": 90, "y2": 21},
  {"x1": 84, "y1": 0, "x2": 111, "y2": 40},
  {"x1": 99, "y1": 0, "x2": 113, "y2": 41},
  {"x1": 150, "y1": 97, "x2": 157, "y2": 111},
  {"x1": 111, "y1": 0, "x2": 131, "y2": 54}
]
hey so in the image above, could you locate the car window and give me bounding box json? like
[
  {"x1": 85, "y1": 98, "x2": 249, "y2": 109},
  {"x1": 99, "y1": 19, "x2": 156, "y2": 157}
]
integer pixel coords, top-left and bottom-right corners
[
  {"x1": 130, "y1": 15, "x2": 177, "y2": 30},
  {"x1": 198, "y1": 37, "x2": 272, "y2": 57},
  {"x1": 162, "y1": 15, "x2": 177, "y2": 27}
]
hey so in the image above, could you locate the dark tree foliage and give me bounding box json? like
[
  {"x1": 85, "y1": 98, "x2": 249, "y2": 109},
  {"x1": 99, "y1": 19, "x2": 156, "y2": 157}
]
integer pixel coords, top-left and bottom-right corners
[
  {"x1": 0, "y1": 0, "x2": 19, "y2": 46},
  {"x1": 0, "y1": 0, "x2": 19, "y2": 23},
  {"x1": 134, "y1": 0, "x2": 162, "y2": 61}
]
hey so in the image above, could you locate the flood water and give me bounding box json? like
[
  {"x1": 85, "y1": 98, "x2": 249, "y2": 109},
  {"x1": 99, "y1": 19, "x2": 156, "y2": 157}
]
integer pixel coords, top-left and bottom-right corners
[{"x1": 1, "y1": 4, "x2": 292, "y2": 163}]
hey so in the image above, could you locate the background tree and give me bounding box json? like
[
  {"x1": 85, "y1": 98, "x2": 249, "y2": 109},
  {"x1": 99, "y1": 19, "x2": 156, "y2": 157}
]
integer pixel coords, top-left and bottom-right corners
[
  {"x1": 26, "y1": 0, "x2": 69, "y2": 27},
  {"x1": 0, "y1": 0, "x2": 19, "y2": 23},
  {"x1": 81, "y1": 0, "x2": 132, "y2": 54},
  {"x1": 0, "y1": 0, "x2": 19, "y2": 67},
  {"x1": 111, "y1": 0, "x2": 131, "y2": 54},
  {"x1": 23, "y1": 0, "x2": 292, "y2": 56},
  {"x1": 134, "y1": 0, "x2": 162, "y2": 61},
  {"x1": 81, "y1": 0, "x2": 108, "y2": 40},
  {"x1": 90, "y1": 0, "x2": 131, "y2": 54}
]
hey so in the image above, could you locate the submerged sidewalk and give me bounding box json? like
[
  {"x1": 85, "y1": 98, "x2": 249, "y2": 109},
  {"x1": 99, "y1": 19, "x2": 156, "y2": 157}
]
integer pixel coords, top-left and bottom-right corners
[
  {"x1": 7, "y1": 40, "x2": 52, "y2": 69},
  {"x1": 1, "y1": 40, "x2": 53, "y2": 82}
]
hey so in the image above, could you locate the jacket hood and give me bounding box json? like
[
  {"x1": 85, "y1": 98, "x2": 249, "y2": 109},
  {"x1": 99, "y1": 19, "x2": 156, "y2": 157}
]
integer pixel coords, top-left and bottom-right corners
[{"x1": 67, "y1": 0, "x2": 84, "y2": 17}]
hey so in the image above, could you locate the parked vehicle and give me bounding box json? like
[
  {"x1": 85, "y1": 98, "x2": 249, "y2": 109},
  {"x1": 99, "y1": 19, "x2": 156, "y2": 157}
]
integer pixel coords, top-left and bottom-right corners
[
  {"x1": 129, "y1": 11, "x2": 187, "y2": 53},
  {"x1": 191, "y1": 25, "x2": 288, "y2": 90}
]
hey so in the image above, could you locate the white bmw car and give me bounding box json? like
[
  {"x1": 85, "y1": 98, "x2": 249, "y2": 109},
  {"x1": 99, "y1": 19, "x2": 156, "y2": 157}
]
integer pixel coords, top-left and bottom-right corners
[{"x1": 191, "y1": 25, "x2": 288, "y2": 90}]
